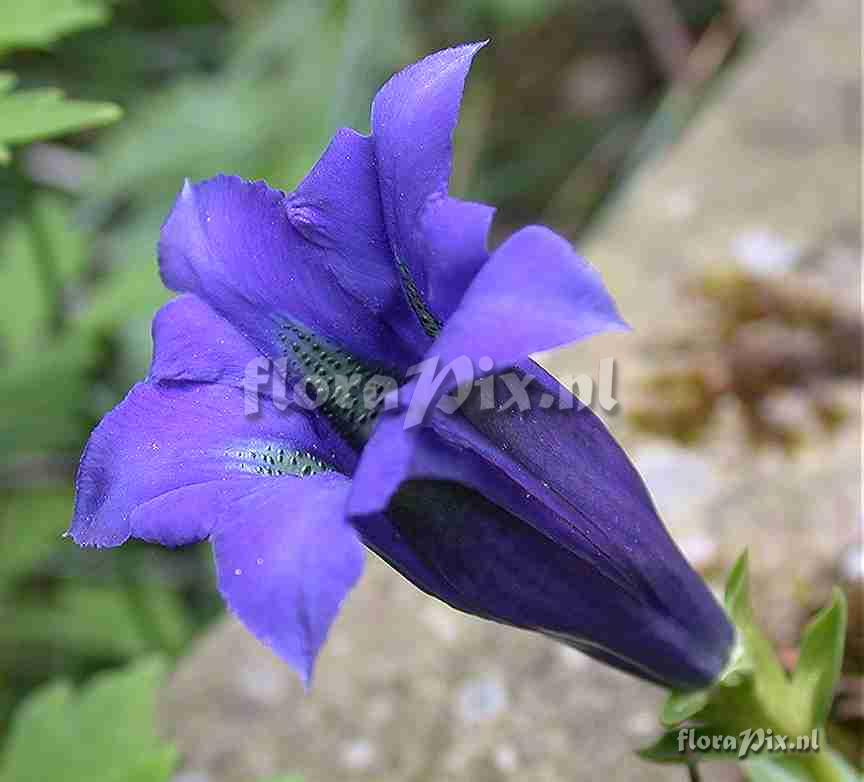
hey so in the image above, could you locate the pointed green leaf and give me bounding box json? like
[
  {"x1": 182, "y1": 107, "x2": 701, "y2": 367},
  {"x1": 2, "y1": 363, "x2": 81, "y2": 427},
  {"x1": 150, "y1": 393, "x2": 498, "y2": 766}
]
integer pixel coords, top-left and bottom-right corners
[
  {"x1": 0, "y1": 87, "x2": 121, "y2": 163},
  {"x1": 722, "y1": 552, "x2": 790, "y2": 723},
  {"x1": 638, "y1": 726, "x2": 739, "y2": 764},
  {"x1": 0, "y1": 0, "x2": 109, "y2": 55},
  {"x1": 745, "y1": 750, "x2": 861, "y2": 782},
  {"x1": 725, "y1": 549, "x2": 753, "y2": 626},
  {"x1": 715, "y1": 637, "x2": 753, "y2": 687},
  {"x1": 745, "y1": 755, "x2": 811, "y2": 782},
  {"x1": 0, "y1": 658, "x2": 178, "y2": 782},
  {"x1": 791, "y1": 588, "x2": 847, "y2": 728},
  {"x1": 661, "y1": 689, "x2": 711, "y2": 727}
]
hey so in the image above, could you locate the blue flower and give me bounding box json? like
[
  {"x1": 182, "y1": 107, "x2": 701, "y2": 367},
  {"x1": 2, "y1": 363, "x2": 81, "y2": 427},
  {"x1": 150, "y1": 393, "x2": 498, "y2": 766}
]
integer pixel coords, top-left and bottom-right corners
[{"x1": 69, "y1": 43, "x2": 734, "y2": 689}]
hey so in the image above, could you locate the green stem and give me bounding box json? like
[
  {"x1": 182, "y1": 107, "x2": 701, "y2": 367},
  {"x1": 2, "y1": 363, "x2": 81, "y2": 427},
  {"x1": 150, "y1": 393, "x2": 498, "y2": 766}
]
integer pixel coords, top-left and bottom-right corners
[
  {"x1": 797, "y1": 749, "x2": 849, "y2": 782},
  {"x1": 686, "y1": 760, "x2": 702, "y2": 782},
  {"x1": 23, "y1": 187, "x2": 65, "y2": 336},
  {"x1": 115, "y1": 562, "x2": 173, "y2": 654}
]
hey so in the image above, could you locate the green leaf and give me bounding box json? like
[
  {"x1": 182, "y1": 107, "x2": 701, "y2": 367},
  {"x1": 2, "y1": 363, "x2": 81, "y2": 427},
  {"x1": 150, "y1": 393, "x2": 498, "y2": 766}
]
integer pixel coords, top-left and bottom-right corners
[
  {"x1": 0, "y1": 658, "x2": 178, "y2": 782},
  {"x1": 790, "y1": 588, "x2": 848, "y2": 729},
  {"x1": 75, "y1": 208, "x2": 170, "y2": 333},
  {"x1": 723, "y1": 551, "x2": 791, "y2": 724},
  {"x1": 745, "y1": 755, "x2": 812, "y2": 782},
  {"x1": 29, "y1": 193, "x2": 89, "y2": 281},
  {"x1": 0, "y1": 215, "x2": 50, "y2": 356},
  {"x1": 0, "y1": 332, "x2": 98, "y2": 459},
  {"x1": 0, "y1": 87, "x2": 121, "y2": 163},
  {"x1": 661, "y1": 689, "x2": 711, "y2": 727},
  {"x1": 745, "y1": 750, "x2": 861, "y2": 782},
  {"x1": 0, "y1": 71, "x2": 15, "y2": 93},
  {"x1": 7, "y1": 584, "x2": 191, "y2": 659},
  {"x1": 0, "y1": 0, "x2": 109, "y2": 56},
  {"x1": 0, "y1": 488, "x2": 71, "y2": 595},
  {"x1": 462, "y1": 0, "x2": 562, "y2": 25},
  {"x1": 725, "y1": 549, "x2": 753, "y2": 627},
  {"x1": 638, "y1": 726, "x2": 739, "y2": 764},
  {"x1": 0, "y1": 193, "x2": 88, "y2": 355}
]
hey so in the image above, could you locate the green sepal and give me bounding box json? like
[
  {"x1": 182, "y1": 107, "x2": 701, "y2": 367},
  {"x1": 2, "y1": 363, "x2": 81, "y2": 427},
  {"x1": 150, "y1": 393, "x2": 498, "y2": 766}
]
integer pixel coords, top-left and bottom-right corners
[
  {"x1": 790, "y1": 588, "x2": 848, "y2": 729},
  {"x1": 745, "y1": 755, "x2": 814, "y2": 782},
  {"x1": 641, "y1": 552, "x2": 856, "y2": 781},
  {"x1": 661, "y1": 690, "x2": 711, "y2": 727},
  {"x1": 722, "y1": 551, "x2": 791, "y2": 728},
  {"x1": 637, "y1": 726, "x2": 739, "y2": 764},
  {"x1": 725, "y1": 549, "x2": 753, "y2": 626},
  {"x1": 745, "y1": 749, "x2": 861, "y2": 782}
]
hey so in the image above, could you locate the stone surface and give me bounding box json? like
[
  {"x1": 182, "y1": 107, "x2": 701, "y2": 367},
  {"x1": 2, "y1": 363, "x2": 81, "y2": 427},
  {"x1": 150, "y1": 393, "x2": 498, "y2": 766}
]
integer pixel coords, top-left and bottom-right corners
[
  {"x1": 161, "y1": 1, "x2": 861, "y2": 780},
  {"x1": 163, "y1": 559, "x2": 674, "y2": 782}
]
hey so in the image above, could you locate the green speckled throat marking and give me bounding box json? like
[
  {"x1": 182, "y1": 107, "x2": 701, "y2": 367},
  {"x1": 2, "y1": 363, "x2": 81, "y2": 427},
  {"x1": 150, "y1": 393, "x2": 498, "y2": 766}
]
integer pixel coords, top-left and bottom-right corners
[
  {"x1": 227, "y1": 442, "x2": 330, "y2": 477},
  {"x1": 280, "y1": 322, "x2": 388, "y2": 444},
  {"x1": 397, "y1": 259, "x2": 443, "y2": 338}
]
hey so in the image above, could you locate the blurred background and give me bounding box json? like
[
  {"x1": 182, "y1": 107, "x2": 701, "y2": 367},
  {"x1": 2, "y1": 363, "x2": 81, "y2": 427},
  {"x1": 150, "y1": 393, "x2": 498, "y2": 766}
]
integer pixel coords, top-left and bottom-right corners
[{"x1": 0, "y1": 0, "x2": 859, "y2": 780}]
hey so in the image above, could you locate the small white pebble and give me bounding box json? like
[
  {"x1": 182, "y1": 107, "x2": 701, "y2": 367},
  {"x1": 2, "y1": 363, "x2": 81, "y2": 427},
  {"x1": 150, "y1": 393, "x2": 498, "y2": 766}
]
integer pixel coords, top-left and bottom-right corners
[
  {"x1": 173, "y1": 773, "x2": 211, "y2": 782},
  {"x1": 839, "y1": 543, "x2": 864, "y2": 584},
  {"x1": 627, "y1": 710, "x2": 658, "y2": 738},
  {"x1": 494, "y1": 744, "x2": 520, "y2": 773},
  {"x1": 731, "y1": 229, "x2": 800, "y2": 275},
  {"x1": 341, "y1": 739, "x2": 376, "y2": 771},
  {"x1": 237, "y1": 665, "x2": 289, "y2": 706},
  {"x1": 421, "y1": 603, "x2": 459, "y2": 644},
  {"x1": 256, "y1": 558, "x2": 264, "y2": 566},
  {"x1": 663, "y1": 190, "x2": 697, "y2": 220},
  {"x1": 457, "y1": 676, "x2": 508, "y2": 723},
  {"x1": 234, "y1": 568, "x2": 243, "y2": 576}
]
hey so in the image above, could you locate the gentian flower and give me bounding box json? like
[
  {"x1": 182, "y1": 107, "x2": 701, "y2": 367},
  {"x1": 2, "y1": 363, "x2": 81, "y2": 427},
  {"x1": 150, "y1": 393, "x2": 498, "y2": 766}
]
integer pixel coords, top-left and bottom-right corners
[{"x1": 69, "y1": 43, "x2": 734, "y2": 690}]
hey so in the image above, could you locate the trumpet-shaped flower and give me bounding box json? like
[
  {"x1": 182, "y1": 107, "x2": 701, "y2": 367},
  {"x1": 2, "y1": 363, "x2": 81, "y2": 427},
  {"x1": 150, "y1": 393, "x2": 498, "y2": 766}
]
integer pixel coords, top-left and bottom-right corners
[{"x1": 69, "y1": 43, "x2": 733, "y2": 689}]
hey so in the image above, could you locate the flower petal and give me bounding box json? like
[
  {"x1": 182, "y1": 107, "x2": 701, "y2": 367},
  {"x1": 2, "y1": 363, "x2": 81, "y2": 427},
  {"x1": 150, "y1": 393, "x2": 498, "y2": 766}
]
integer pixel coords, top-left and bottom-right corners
[
  {"x1": 158, "y1": 133, "x2": 419, "y2": 374},
  {"x1": 349, "y1": 416, "x2": 503, "y2": 618},
  {"x1": 426, "y1": 225, "x2": 628, "y2": 376},
  {"x1": 212, "y1": 473, "x2": 364, "y2": 686},
  {"x1": 371, "y1": 42, "x2": 494, "y2": 324},
  {"x1": 69, "y1": 381, "x2": 356, "y2": 548},
  {"x1": 149, "y1": 294, "x2": 261, "y2": 387},
  {"x1": 417, "y1": 196, "x2": 495, "y2": 324},
  {"x1": 348, "y1": 364, "x2": 733, "y2": 689}
]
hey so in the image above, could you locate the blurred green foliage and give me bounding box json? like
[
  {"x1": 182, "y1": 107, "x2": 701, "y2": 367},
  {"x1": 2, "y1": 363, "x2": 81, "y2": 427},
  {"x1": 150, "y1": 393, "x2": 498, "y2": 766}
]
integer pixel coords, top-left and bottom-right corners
[
  {"x1": 0, "y1": 0, "x2": 734, "y2": 775},
  {"x1": 0, "y1": 659, "x2": 178, "y2": 782},
  {"x1": 0, "y1": 657, "x2": 304, "y2": 782},
  {"x1": 0, "y1": 0, "x2": 121, "y2": 162},
  {"x1": 0, "y1": 0, "x2": 109, "y2": 55}
]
